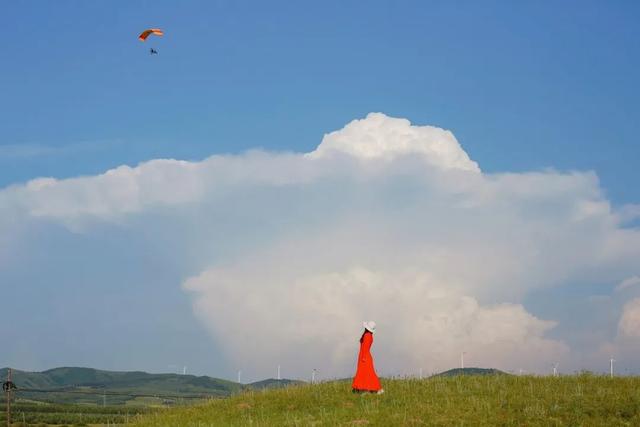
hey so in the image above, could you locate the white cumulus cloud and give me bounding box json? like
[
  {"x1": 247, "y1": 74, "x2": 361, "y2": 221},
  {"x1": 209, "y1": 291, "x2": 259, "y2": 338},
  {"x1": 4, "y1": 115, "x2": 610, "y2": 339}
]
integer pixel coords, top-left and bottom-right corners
[
  {"x1": 1, "y1": 113, "x2": 639, "y2": 379},
  {"x1": 619, "y1": 298, "x2": 640, "y2": 338},
  {"x1": 309, "y1": 113, "x2": 480, "y2": 172}
]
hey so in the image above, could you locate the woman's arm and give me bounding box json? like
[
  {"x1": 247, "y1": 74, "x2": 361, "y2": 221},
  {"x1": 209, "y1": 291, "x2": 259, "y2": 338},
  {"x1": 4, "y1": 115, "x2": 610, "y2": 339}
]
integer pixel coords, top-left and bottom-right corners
[{"x1": 362, "y1": 332, "x2": 373, "y2": 352}]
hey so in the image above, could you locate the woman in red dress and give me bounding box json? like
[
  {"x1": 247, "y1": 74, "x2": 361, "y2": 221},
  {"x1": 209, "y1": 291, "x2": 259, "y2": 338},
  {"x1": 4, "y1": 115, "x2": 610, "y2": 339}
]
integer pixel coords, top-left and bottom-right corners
[{"x1": 352, "y1": 321, "x2": 384, "y2": 394}]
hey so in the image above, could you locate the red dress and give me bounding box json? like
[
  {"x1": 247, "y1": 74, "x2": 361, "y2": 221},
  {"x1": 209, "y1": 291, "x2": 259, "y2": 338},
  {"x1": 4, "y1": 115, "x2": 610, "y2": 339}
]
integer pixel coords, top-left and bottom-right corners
[{"x1": 352, "y1": 331, "x2": 382, "y2": 392}]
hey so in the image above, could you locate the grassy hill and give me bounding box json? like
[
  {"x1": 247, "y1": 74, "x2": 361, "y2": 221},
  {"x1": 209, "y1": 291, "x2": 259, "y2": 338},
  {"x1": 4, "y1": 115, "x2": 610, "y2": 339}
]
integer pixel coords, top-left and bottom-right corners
[
  {"x1": 132, "y1": 374, "x2": 640, "y2": 426},
  {"x1": 0, "y1": 367, "x2": 309, "y2": 424},
  {"x1": 0, "y1": 366, "x2": 243, "y2": 406}
]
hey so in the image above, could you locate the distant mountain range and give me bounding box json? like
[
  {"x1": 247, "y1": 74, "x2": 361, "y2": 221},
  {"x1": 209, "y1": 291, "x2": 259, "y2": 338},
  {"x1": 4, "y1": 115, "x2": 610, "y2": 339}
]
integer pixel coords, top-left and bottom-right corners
[{"x1": 0, "y1": 367, "x2": 302, "y2": 405}]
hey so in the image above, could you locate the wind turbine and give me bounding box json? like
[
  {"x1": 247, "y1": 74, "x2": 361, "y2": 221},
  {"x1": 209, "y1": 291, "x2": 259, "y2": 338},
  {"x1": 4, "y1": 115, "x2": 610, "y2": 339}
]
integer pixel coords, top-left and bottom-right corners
[
  {"x1": 552, "y1": 363, "x2": 559, "y2": 377},
  {"x1": 460, "y1": 352, "x2": 467, "y2": 369},
  {"x1": 312, "y1": 369, "x2": 317, "y2": 384},
  {"x1": 277, "y1": 365, "x2": 281, "y2": 380},
  {"x1": 237, "y1": 370, "x2": 242, "y2": 384},
  {"x1": 610, "y1": 358, "x2": 615, "y2": 378}
]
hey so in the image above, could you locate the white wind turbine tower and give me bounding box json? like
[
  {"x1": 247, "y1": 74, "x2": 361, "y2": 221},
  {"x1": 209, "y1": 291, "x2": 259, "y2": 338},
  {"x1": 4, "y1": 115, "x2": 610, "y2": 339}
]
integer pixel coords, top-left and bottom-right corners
[
  {"x1": 610, "y1": 357, "x2": 615, "y2": 378},
  {"x1": 182, "y1": 366, "x2": 187, "y2": 375},
  {"x1": 277, "y1": 365, "x2": 281, "y2": 380},
  {"x1": 237, "y1": 370, "x2": 242, "y2": 384},
  {"x1": 312, "y1": 369, "x2": 317, "y2": 384},
  {"x1": 552, "y1": 363, "x2": 559, "y2": 377},
  {"x1": 460, "y1": 352, "x2": 467, "y2": 369}
]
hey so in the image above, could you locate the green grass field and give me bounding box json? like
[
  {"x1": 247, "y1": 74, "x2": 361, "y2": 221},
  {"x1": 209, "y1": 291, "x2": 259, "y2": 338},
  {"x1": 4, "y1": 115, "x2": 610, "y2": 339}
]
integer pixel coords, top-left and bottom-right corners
[{"x1": 132, "y1": 374, "x2": 640, "y2": 426}]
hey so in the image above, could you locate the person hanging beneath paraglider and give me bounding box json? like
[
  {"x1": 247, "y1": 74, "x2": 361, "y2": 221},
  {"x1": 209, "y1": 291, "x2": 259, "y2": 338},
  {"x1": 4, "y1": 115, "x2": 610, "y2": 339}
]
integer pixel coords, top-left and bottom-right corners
[
  {"x1": 352, "y1": 321, "x2": 384, "y2": 394},
  {"x1": 139, "y1": 28, "x2": 163, "y2": 55}
]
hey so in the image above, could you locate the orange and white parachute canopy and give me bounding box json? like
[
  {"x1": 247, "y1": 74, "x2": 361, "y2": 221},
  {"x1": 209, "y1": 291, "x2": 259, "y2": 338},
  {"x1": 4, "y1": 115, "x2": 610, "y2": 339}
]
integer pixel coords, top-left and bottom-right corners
[{"x1": 138, "y1": 28, "x2": 164, "y2": 41}]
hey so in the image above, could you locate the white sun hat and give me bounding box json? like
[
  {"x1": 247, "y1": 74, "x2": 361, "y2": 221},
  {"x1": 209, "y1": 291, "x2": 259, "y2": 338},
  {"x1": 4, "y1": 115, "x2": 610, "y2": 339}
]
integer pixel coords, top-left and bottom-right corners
[{"x1": 363, "y1": 321, "x2": 376, "y2": 333}]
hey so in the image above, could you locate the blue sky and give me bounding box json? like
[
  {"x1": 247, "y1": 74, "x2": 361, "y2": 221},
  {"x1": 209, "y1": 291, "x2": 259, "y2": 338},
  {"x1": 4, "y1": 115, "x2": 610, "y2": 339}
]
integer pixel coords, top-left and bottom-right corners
[
  {"x1": 2, "y1": 1, "x2": 640, "y2": 380},
  {"x1": 2, "y1": 1, "x2": 639, "y2": 202}
]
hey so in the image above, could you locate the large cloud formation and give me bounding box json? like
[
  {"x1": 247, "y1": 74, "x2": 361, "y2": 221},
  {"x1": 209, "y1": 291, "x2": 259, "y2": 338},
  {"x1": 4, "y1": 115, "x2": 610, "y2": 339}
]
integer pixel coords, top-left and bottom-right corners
[{"x1": 1, "y1": 113, "x2": 639, "y2": 380}]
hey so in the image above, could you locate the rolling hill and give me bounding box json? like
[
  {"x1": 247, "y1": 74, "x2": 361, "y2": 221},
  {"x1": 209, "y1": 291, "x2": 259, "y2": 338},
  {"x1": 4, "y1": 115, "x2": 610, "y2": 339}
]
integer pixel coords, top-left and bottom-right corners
[
  {"x1": 0, "y1": 367, "x2": 299, "y2": 405},
  {"x1": 131, "y1": 374, "x2": 640, "y2": 426},
  {"x1": 1, "y1": 365, "x2": 504, "y2": 407}
]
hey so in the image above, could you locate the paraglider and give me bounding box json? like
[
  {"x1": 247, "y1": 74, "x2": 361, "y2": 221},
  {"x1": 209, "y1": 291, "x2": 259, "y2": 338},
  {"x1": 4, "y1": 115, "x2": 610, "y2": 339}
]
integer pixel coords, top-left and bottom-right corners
[
  {"x1": 138, "y1": 28, "x2": 164, "y2": 41},
  {"x1": 139, "y1": 28, "x2": 163, "y2": 54}
]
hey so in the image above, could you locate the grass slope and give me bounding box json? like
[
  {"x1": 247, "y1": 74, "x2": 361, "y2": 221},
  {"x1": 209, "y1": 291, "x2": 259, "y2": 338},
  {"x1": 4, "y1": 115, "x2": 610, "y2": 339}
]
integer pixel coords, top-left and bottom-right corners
[
  {"x1": 249, "y1": 378, "x2": 306, "y2": 389},
  {"x1": 132, "y1": 374, "x2": 640, "y2": 426},
  {"x1": 434, "y1": 367, "x2": 508, "y2": 377},
  {"x1": 0, "y1": 400, "x2": 155, "y2": 426}
]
